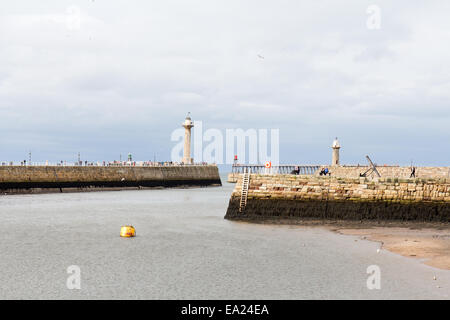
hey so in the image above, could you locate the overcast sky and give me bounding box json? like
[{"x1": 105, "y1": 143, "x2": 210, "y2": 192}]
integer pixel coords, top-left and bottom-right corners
[{"x1": 0, "y1": 1, "x2": 449, "y2": 167}]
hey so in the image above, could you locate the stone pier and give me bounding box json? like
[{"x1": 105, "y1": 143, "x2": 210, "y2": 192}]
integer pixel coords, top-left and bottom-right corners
[
  {"x1": 0, "y1": 165, "x2": 221, "y2": 194},
  {"x1": 225, "y1": 174, "x2": 450, "y2": 222}
]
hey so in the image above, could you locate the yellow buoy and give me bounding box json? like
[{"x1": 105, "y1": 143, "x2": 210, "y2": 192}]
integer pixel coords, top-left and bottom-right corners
[{"x1": 120, "y1": 225, "x2": 136, "y2": 237}]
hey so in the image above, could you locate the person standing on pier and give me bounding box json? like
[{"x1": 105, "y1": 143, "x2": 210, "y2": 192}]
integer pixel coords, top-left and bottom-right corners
[{"x1": 410, "y1": 166, "x2": 416, "y2": 178}]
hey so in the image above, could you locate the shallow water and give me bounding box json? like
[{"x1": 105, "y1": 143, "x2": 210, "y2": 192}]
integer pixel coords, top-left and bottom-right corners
[{"x1": 0, "y1": 176, "x2": 448, "y2": 299}]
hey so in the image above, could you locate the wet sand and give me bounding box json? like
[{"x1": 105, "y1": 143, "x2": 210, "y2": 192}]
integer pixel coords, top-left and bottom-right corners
[
  {"x1": 233, "y1": 218, "x2": 450, "y2": 270},
  {"x1": 336, "y1": 227, "x2": 450, "y2": 270}
]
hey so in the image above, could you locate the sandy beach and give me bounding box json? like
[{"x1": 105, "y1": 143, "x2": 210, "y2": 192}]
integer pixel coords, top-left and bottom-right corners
[{"x1": 336, "y1": 226, "x2": 450, "y2": 270}]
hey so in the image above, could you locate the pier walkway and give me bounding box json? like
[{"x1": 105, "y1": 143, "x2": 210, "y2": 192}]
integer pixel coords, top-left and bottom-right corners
[{"x1": 231, "y1": 164, "x2": 321, "y2": 175}]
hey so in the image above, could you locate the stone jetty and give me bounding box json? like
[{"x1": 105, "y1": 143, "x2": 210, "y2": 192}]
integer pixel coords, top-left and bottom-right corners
[{"x1": 225, "y1": 174, "x2": 450, "y2": 222}]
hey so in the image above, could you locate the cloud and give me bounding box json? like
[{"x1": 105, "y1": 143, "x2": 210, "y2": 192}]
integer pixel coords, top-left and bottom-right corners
[{"x1": 0, "y1": 1, "x2": 449, "y2": 166}]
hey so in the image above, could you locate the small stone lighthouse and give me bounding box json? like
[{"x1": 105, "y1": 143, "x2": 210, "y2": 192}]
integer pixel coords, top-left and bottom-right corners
[
  {"x1": 331, "y1": 137, "x2": 340, "y2": 166},
  {"x1": 182, "y1": 113, "x2": 194, "y2": 164}
]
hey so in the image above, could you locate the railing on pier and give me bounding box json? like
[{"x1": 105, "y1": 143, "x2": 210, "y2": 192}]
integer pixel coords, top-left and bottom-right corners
[
  {"x1": 231, "y1": 164, "x2": 321, "y2": 175},
  {"x1": 0, "y1": 161, "x2": 214, "y2": 168}
]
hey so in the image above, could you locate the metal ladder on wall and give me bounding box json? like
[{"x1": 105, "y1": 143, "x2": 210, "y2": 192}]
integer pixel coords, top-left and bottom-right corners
[{"x1": 239, "y1": 168, "x2": 251, "y2": 213}]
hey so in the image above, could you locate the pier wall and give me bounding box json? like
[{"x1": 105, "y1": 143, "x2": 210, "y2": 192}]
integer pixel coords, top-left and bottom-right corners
[
  {"x1": 225, "y1": 174, "x2": 450, "y2": 222},
  {"x1": 0, "y1": 165, "x2": 221, "y2": 194},
  {"x1": 227, "y1": 173, "x2": 240, "y2": 183}
]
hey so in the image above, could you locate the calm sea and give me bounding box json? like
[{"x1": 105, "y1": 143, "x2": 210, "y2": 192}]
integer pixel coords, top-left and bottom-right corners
[{"x1": 0, "y1": 174, "x2": 448, "y2": 299}]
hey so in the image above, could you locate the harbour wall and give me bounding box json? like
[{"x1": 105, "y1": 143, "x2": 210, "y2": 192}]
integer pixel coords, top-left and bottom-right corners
[
  {"x1": 227, "y1": 173, "x2": 240, "y2": 183},
  {"x1": 0, "y1": 165, "x2": 221, "y2": 194},
  {"x1": 225, "y1": 174, "x2": 450, "y2": 222}
]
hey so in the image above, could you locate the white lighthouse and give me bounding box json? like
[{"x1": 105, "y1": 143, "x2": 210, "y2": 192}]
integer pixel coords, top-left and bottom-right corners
[
  {"x1": 182, "y1": 113, "x2": 194, "y2": 164},
  {"x1": 331, "y1": 137, "x2": 341, "y2": 166}
]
